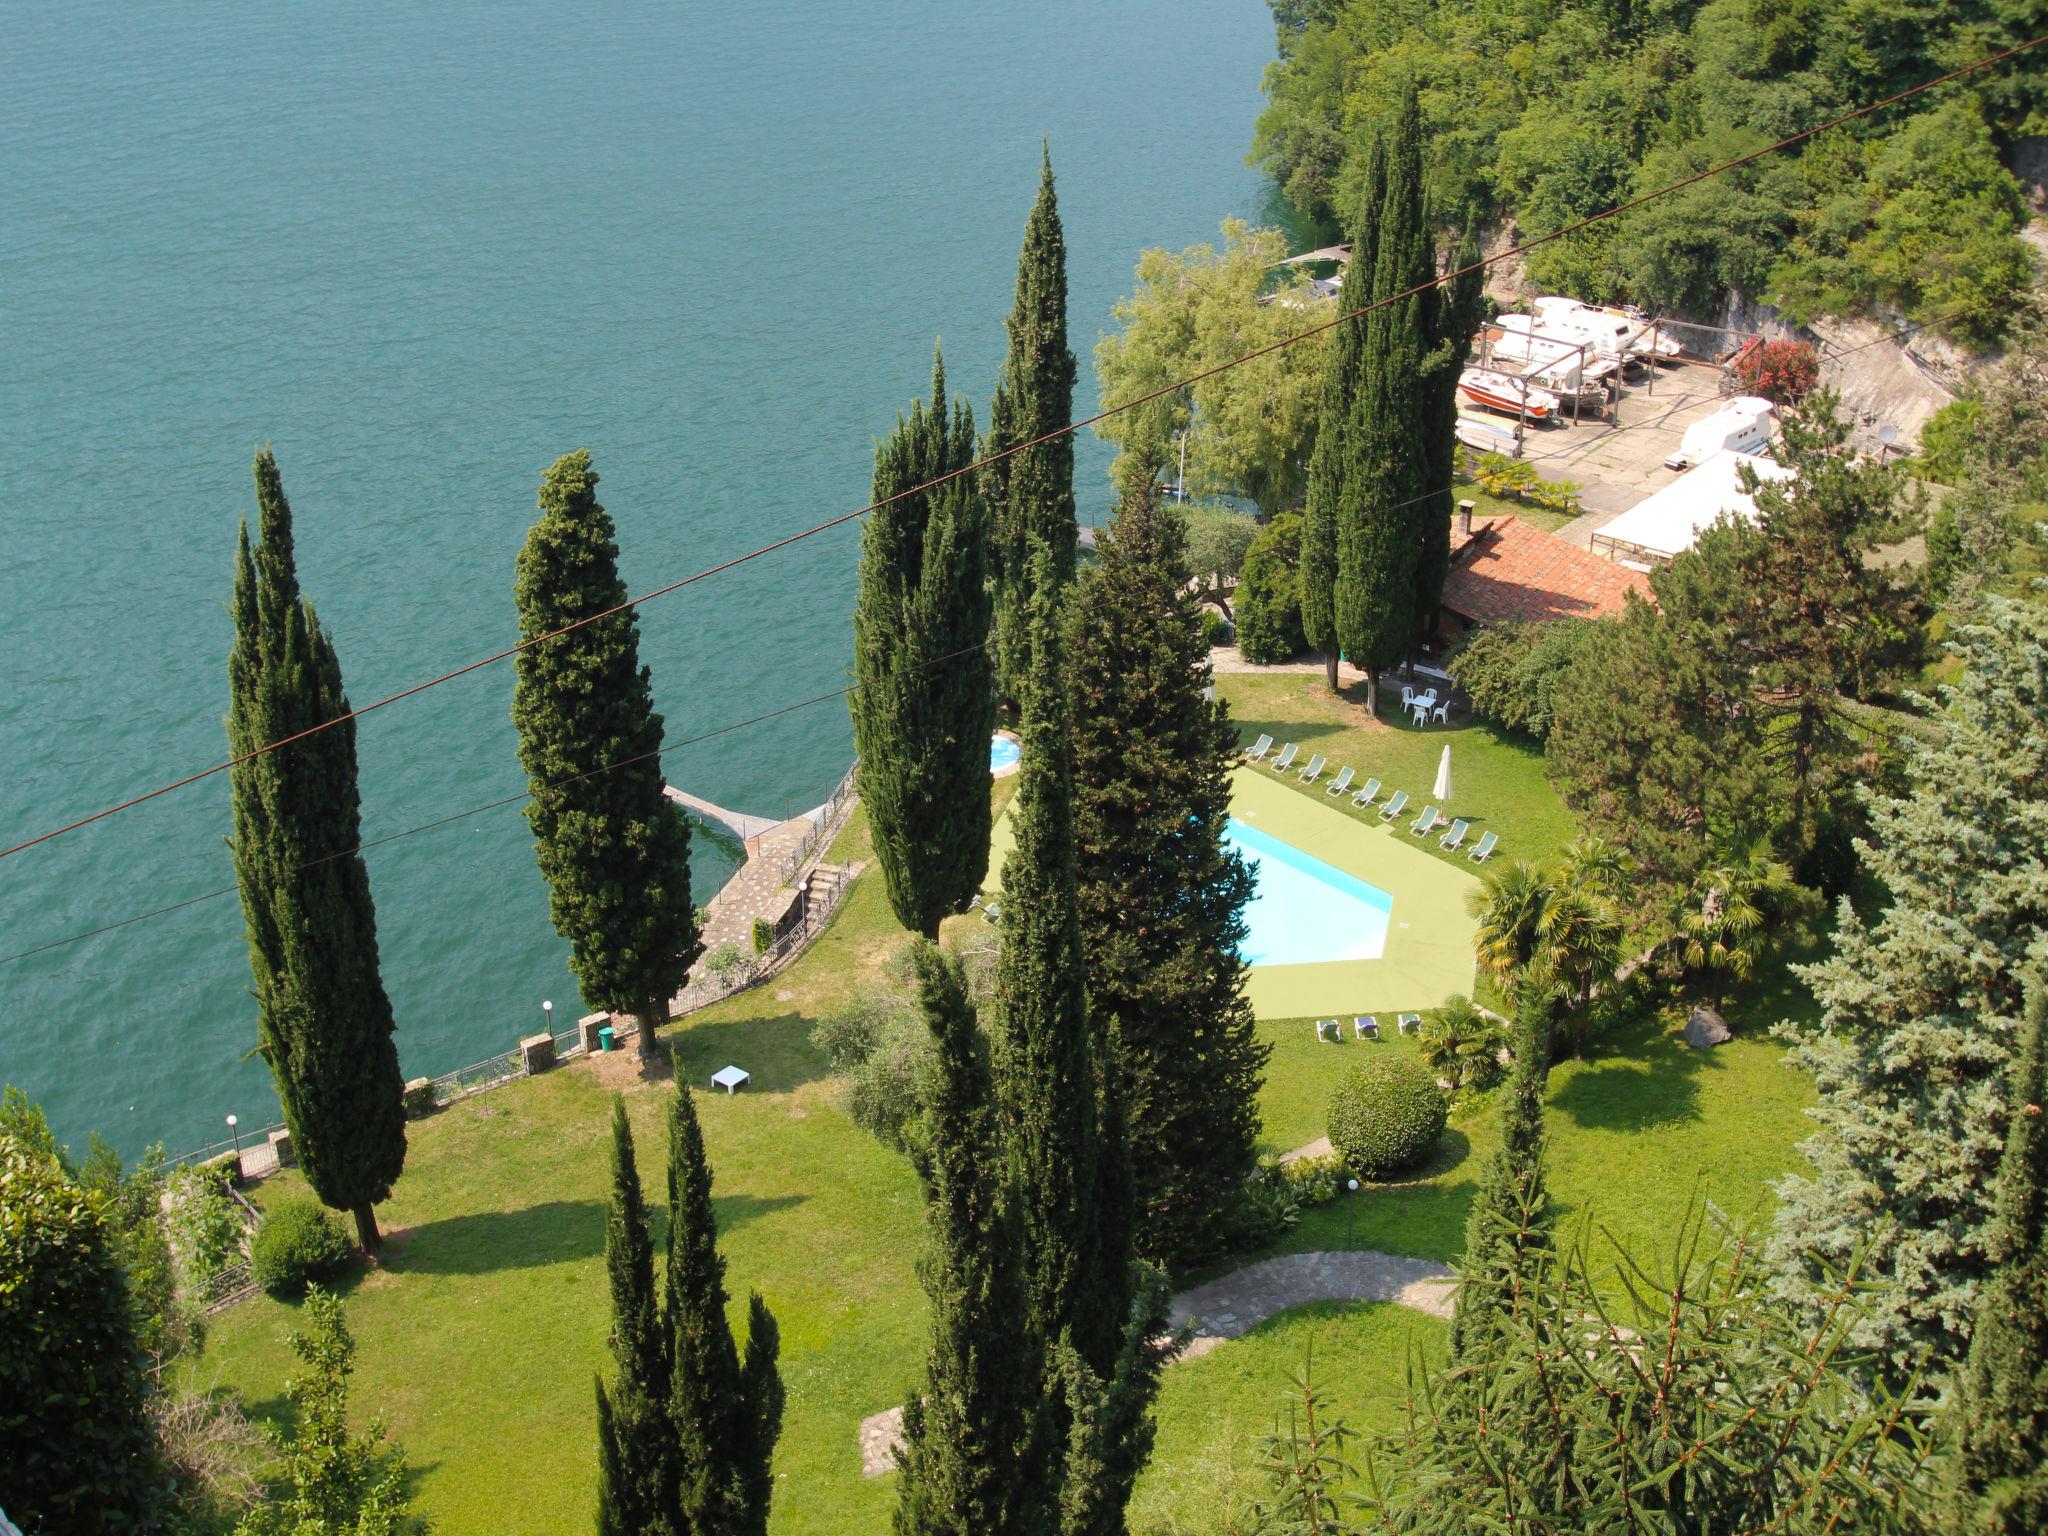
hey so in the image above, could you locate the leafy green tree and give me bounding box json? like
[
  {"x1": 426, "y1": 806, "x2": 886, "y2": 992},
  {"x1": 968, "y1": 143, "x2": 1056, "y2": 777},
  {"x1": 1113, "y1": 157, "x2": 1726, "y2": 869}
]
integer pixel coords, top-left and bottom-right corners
[
  {"x1": 1233, "y1": 511, "x2": 1308, "y2": 664},
  {"x1": 1094, "y1": 220, "x2": 1328, "y2": 512},
  {"x1": 596, "y1": 1097, "x2": 675, "y2": 1536},
  {"x1": 662, "y1": 1068, "x2": 782, "y2": 1535},
  {"x1": 1465, "y1": 839, "x2": 1629, "y2": 1058},
  {"x1": 987, "y1": 151, "x2": 1079, "y2": 703},
  {"x1": 1067, "y1": 487, "x2": 1267, "y2": 1265},
  {"x1": 1180, "y1": 504, "x2": 1258, "y2": 612},
  {"x1": 235, "y1": 1288, "x2": 417, "y2": 1536},
  {"x1": 1447, "y1": 993, "x2": 1551, "y2": 1362},
  {"x1": 893, "y1": 944, "x2": 1046, "y2": 1536},
  {"x1": 1673, "y1": 833, "x2": 1810, "y2": 1012},
  {"x1": 226, "y1": 449, "x2": 406, "y2": 1250},
  {"x1": 851, "y1": 348, "x2": 996, "y2": 939},
  {"x1": 1446, "y1": 617, "x2": 1597, "y2": 741},
  {"x1": 1771, "y1": 602, "x2": 2048, "y2": 1383},
  {"x1": 512, "y1": 451, "x2": 700, "y2": 1060},
  {"x1": 0, "y1": 1131, "x2": 169, "y2": 1536},
  {"x1": 1946, "y1": 977, "x2": 2048, "y2": 1533}
]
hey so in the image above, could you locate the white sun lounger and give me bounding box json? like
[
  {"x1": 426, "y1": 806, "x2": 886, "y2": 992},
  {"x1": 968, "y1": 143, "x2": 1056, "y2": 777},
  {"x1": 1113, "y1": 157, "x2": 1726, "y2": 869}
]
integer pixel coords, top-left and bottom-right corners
[
  {"x1": 1326, "y1": 765, "x2": 1355, "y2": 798},
  {"x1": 1315, "y1": 1019, "x2": 1341, "y2": 1044},
  {"x1": 1271, "y1": 742, "x2": 1299, "y2": 773},
  {"x1": 1297, "y1": 753, "x2": 1327, "y2": 785},
  {"x1": 1411, "y1": 805, "x2": 1443, "y2": 836},
  {"x1": 1351, "y1": 776, "x2": 1382, "y2": 808},
  {"x1": 1398, "y1": 1013, "x2": 1422, "y2": 1035},
  {"x1": 1468, "y1": 830, "x2": 1499, "y2": 863},
  {"x1": 1439, "y1": 818, "x2": 1470, "y2": 851},
  {"x1": 1245, "y1": 733, "x2": 1273, "y2": 763},
  {"x1": 1378, "y1": 789, "x2": 1409, "y2": 822},
  {"x1": 1354, "y1": 1015, "x2": 1379, "y2": 1041}
]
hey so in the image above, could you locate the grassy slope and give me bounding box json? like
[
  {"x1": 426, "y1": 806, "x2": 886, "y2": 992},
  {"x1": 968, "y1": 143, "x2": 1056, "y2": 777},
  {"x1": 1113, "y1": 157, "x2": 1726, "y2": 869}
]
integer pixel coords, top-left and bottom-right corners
[{"x1": 194, "y1": 677, "x2": 1816, "y2": 1536}]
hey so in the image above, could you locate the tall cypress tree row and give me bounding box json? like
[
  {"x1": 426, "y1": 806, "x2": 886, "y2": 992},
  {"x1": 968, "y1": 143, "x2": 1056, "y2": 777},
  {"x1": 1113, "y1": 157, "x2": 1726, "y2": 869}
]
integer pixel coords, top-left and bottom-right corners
[
  {"x1": 1067, "y1": 485, "x2": 1266, "y2": 1265},
  {"x1": 663, "y1": 1070, "x2": 783, "y2": 1536},
  {"x1": 595, "y1": 1097, "x2": 676, "y2": 1536},
  {"x1": 1946, "y1": 977, "x2": 2048, "y2": 1533},
  {"x1": 994, "y1": 542, "x2": 1120, "y2": 1380},
  {"x1": 986, "y1": 149, "x2": 1078, "y2": 702},
  {"x1": 851, "y1": 348, "x2": 997, "y2": 940},
  {"x1": 893, "y1": 943, "x2": 1046, "y2": 1536},
  {"x1": 1447, "y1": 992, "x2": 1553, "y2": 1361},
  {"x1": 226, "y1": 448, "x2": 406, "y2": 1251},
  {"x1": 512, "y1": 451, "x2": 700, "y2": 1059},
  {"x1": 1298, "y1": 139, "x2": 1383, "y2": 693}
]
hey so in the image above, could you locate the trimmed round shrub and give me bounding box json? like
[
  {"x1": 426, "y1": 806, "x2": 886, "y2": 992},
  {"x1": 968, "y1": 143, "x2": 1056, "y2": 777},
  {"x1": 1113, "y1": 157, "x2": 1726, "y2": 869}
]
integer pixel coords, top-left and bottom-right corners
[
  {"x1": 1327, "y1": 1056, "x2": 1448, "y2": 1179},
  {"x1": 250, "y1": 1199, "x2": 353, "y2": 1297}
]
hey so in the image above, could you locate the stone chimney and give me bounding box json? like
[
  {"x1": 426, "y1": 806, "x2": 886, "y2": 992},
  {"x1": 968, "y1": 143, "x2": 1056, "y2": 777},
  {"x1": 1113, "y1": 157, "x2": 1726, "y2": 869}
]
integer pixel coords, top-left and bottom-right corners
[{"x1": 1457, "y1": 499, "x2": 1475, "y2": 537}]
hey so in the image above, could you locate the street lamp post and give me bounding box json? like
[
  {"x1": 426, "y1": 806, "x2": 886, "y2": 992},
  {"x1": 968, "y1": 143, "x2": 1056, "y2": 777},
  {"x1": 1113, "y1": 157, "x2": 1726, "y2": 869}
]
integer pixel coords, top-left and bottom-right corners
[
  {"x1": 541, "y1": 999, "x2": 554, "y2": 1036},
  {"x1": 1345, "y1": 1177, "x2": 1359, "y2": 1249},
  {"x1": 226, "y1": 1114, "x2": 241, "y2": 1183}
]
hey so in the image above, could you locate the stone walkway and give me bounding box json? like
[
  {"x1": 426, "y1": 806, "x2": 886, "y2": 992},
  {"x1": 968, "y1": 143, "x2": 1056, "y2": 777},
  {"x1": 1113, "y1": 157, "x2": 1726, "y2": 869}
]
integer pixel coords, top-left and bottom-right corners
[{"x1": 856, "y1": 1246, "x2": 1457, "y2": 1476}]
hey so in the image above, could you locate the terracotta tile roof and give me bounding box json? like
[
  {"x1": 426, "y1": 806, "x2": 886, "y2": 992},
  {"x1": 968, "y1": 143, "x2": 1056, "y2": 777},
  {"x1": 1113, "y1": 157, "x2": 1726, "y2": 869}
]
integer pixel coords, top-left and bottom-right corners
[{"x1": 1441, "y1": 515, "x2": 1648, "y2": 626}]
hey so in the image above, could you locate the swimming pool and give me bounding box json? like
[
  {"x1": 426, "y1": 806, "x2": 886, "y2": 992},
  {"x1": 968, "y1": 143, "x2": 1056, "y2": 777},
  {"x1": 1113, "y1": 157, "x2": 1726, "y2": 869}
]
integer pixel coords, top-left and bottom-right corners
[
  {"x1": 990, "y1": 734, "x2": 1020, "y2": 773},
  {"x1": 1226, "y1": 817, "x2": 1392, "y2": 966}
]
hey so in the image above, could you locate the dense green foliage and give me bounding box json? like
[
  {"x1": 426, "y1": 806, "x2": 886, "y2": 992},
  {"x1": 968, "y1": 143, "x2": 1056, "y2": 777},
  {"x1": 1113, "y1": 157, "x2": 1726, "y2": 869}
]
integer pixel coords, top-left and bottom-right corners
[
  {"x1": 249, "y1": 1198, "x2": 353, "y2": 1298},
  {"x1": 1414, "y1": 994, "x2": 1506, "y2": 1096},
  {"x1": 1771, "y1": 601, "x2": 2048, "y2": 1384},
  {"x1": 596, "y1": 1096, "x2": 673, "y2": 1536},
  {"x1": 1446, "y1": 617, "x2": 1597, "y2": 741},
  {"x1": 892, "y1": 944, "x2": 1042, "y2": 1536},
  {"x1": 511, "y1": 451, "x2": 700, "y2": 1058},
  {"x1": 226, "y1": 449, "x2": 407, "y2": 1251},
  {"x1": 987, "y1": 152, "x2": 1079, "y2": 702},
  {"x1": 1326, "y1": 1055, "x2": 1447, "y2": 1180},
  {"x1": 1067, "y1": 488, "x2": 1267, "y2": 1265},
  {"x1": 661, "y1": 1073, "x2": 783, "y2": 1535},
  {"x1": 1094, "y1": 220, "x2": 1328, "y2": 512},
  {"x1": 1921, "y1": 310, "x2": 2048, "y2": 611},
  {"x1": 1466, "y1": 839, "x2": 1630, "y2": 1057},
  {"x1": 1255, "y1": 0, "x2": 2041, "y2": 340},
  {"x1": 809, "y1": 987, "x2": 933, "y2": 1155},
  {"x1": 234, "y1": 1288, "x2": 417, "y2": 1536},
  {"x1": 1232, "y1": 511, "x2": 1309, "y2": 664},
  {"x1": 851, "y1": 350, "x2": 996, "y2": 939},
  {"x1": 1946, "y1": 979, "x2": 2048, "y2": 1533},
  {"x1": 0, "y1": 1131, "x2": 168, "y2": 1535}
]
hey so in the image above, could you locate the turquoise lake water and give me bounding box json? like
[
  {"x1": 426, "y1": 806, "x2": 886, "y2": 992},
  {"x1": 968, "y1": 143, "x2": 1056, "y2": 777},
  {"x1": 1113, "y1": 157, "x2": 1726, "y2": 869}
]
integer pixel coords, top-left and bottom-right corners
[
  {"x1": 0, "y1": 1, "x2": 1288, "y2": 1156},
  {"x1": 1225, "y1": 819, "x2": 1392, "y2": 968}
]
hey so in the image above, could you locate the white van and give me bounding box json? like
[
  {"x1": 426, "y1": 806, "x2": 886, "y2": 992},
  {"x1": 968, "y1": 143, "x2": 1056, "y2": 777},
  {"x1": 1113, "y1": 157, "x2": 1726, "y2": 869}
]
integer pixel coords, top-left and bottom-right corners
[{"x1": 1665, "y1": 396, "x2": 1777, "y2": 470}]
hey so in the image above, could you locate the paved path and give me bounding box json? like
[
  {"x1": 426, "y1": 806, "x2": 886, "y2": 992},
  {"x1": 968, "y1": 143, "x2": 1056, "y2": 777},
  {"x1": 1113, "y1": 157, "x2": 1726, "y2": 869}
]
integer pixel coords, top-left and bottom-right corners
[{"x1": 857, "y1": 1246, "x2": 1456, "y2": 1477}]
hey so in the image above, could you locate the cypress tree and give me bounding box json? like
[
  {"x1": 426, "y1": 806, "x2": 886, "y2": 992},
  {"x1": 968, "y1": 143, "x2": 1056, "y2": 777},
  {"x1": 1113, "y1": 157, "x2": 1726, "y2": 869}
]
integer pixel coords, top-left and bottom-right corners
[
  {"x1": 0, "y1": 1132, "x2": 169, "y2": 1535},
  {"x1": 851, "y1": 347, "x2": 997, "y2": 939},
  {"x1": 987, "y1": 149, "x2": 1079, "y2": 702},
  {"x1": 595, "y1": 1096, "x2": 676, "y2": 1536},
  {"x1": 512, "y1": 451, "x2": 700, "y2": 1059},
  {"x1": 993, "y1": 541, "x2": 1118, "y2": 1377},
  {"x1": 893, "y1": 943, "x2": 1045, "y2": 1536},
  {"x1": 1447, "y1": 993, "x2": 1553, "y2": 1361},
  {"x1": 1946, "y1": 976, "x2": 2048, "y2": 1532},
  {"x1": 1298, "y1": 139, "x2": 1383, "y2": 693},
  {"x1": 226, "y1": 448, "x2": 406, "y2": 1250},
  {"x1": 663, "y1": 1067, "x2": 782, "y2": 1535},
  {"x1": 1067, "y1": 485, "x2": 1266, "y2": 1265}
]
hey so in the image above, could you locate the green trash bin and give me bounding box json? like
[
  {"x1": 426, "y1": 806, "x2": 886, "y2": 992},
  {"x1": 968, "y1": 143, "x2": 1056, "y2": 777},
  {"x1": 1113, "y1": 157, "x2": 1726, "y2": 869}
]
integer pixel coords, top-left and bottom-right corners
[{"x1": 598, "y1": 1025, "x2": 615, "y2": 1053}]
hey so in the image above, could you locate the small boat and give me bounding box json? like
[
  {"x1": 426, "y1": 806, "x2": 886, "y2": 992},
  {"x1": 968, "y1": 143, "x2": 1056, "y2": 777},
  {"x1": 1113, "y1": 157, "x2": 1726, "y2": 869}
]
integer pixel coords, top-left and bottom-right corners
[{"x1": 1459, "y1": 368, "x2": 1559, "y2": 421}]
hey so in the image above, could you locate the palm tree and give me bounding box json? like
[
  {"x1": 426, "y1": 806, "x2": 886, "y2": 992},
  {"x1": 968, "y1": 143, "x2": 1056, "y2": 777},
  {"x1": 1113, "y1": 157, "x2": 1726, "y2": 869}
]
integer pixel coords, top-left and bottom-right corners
[
  {"x1": 1417, "y1": 995, "x2": 1504, "y2": 1094},
  {"x1": 1674, "y1": 834, "x2": 1807, "y2": 1011},
  {"x1": 1467, "y1": 862, "x2": 1550, "y2": 997}
]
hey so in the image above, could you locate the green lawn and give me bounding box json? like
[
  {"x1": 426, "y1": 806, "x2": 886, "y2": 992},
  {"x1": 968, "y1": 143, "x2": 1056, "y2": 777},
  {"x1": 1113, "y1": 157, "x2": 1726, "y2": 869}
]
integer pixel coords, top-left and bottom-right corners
[{"x1": 191, "y1": 696, "x2": 1817, "y2": 1536}]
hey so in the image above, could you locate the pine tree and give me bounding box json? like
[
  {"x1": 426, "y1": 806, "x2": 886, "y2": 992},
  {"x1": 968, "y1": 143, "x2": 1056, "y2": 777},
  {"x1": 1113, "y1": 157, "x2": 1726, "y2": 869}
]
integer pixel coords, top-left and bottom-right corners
[
  {"x1": 1067, "y1": 485, "x2": 1266, "y2": 1265},
  {"x1": 993, "y1": 542, "x2": 1120, "y2": 1378},
  {"x1": 1447, "y1": 993, "x2": 1552, "y2": 1361},
  {"x1": 893, "y1": 943, "x2": 1046, "y2": 1536},
  {"x1": 987, "y1": 149, "x2": 1079, "y2": 702},
  {"x1": 1947, "y1": 977, "x2": 2048, "y2": 1533},
  {"x1": 0, "y1": 1132, "x2": 169, "y2": 1535},
  {"x1": 851, "y1": 348, "x2": 997, "y2": 939},
  {"x1": 663, "y1": 1069, "x2": 782, "y2": 1535},
  {"x1": 226, "y1": 448, "x2": 406, "y2": 1250},
  {"x1": 1769, "y1": 601, "x2": 2048, "y2": 1382},
  {"x1": 1298, "y1": 138, "x2": 1383, "y2": 693},
  {"x1": 512, "y1": 451, "x2": 700, "y2": 1059},
  {"x1": 595, "y1": 1097, "x2": 675, "y2": 1536}
]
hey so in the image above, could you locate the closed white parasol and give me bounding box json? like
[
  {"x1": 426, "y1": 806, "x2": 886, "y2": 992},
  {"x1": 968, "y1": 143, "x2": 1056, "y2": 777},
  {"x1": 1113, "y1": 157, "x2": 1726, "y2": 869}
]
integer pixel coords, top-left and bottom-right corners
[{"x1": 1432, "y1": 743, "x2": 1452, "y2": 802}]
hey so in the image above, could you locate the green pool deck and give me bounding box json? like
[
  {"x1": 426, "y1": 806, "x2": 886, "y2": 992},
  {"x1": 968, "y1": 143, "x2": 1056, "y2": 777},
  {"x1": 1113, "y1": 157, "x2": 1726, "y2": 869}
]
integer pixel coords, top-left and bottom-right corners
[{"x1": 984, "y1": 765, "x2": 1479, "y2": 1019}]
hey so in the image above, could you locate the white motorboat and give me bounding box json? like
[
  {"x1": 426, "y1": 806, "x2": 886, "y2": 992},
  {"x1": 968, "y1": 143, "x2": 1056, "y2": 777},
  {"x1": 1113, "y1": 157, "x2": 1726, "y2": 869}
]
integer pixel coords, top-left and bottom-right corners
[{"x1": 1459, "y1": 367, "x2": 1559, "y2": 421}]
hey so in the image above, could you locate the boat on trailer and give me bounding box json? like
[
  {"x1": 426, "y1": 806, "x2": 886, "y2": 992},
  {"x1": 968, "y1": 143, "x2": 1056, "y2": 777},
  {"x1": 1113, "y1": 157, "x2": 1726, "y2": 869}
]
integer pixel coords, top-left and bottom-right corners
[{"x1": 1458, "y1": 367, "x2": 1559, "y2": 421}]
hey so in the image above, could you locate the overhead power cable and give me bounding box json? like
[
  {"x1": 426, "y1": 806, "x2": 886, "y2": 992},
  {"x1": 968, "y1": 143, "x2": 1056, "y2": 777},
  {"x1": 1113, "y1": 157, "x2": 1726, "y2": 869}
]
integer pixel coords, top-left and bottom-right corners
[
  {"x1": 2, "y1": 30, "x2": 2038, "y2": 866},
  {"x1": 0, "y1": 642, "x2": 986, "y2": 969}
]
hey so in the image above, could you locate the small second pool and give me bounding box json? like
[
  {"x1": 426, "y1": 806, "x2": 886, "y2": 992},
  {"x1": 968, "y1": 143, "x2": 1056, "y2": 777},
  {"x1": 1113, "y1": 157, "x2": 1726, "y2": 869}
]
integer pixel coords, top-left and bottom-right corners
[
  {"x1": 990, "y1": 734, "x2": 1021, "y2": 773},
  {"x1": 1226, "y1": 817, "x2": 1391, "y2": 966}
]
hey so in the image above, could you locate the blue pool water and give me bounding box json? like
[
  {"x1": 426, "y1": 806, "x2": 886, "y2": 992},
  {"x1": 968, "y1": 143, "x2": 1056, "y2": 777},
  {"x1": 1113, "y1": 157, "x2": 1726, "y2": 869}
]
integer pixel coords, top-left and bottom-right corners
[
  {"x1": 990, "y1": 735, "x2": 1021, "y2": 773},
  {"x1": 1226, "y1": 818, "x2": 1392, "y2": 966}
]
